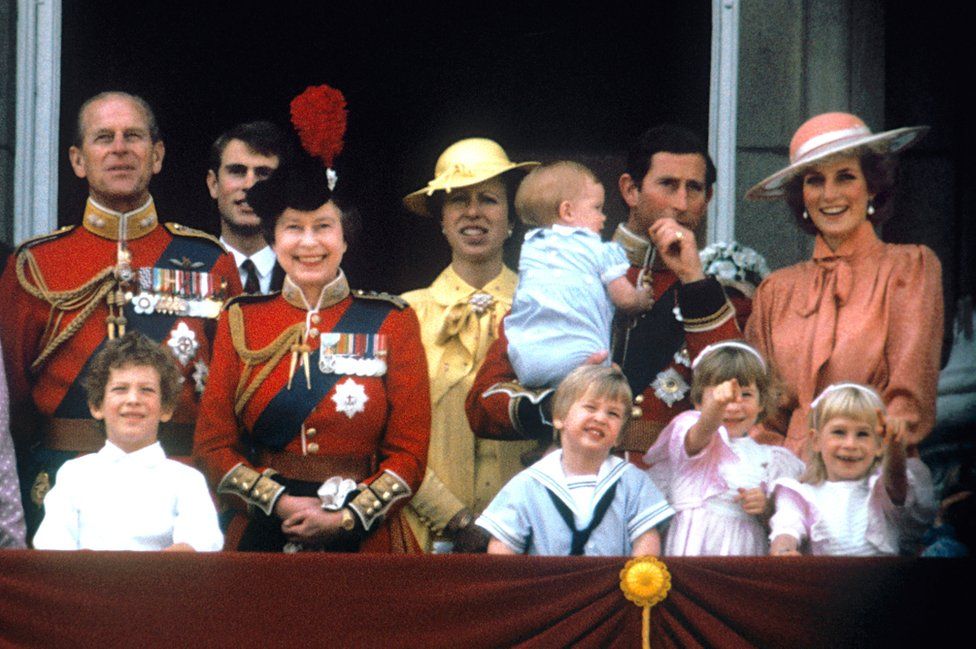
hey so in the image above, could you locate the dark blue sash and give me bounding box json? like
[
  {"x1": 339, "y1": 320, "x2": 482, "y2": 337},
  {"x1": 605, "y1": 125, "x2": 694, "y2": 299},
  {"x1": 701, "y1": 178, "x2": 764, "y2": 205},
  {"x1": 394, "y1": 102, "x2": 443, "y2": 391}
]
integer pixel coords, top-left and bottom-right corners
[
  {"x1": 54, "y1": 235, "x2": 225, "y2": 417},
  {"x1": 249, "y1": 299, "x2": 393, "y2": 450}
]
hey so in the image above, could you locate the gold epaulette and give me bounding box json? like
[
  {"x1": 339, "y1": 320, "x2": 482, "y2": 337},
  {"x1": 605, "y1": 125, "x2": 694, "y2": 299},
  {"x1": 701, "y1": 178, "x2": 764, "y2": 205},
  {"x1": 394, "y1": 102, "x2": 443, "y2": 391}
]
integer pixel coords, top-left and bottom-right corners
[
  {"x1": 163, "y1": 222, "x2": 228, "y2": 251},
  {"x1": 222, "y1": 291, "x2": 280, "y2": 312},
  {"x1": 351, "y1": 288, "x2": 408, "y2": 310},
  {"x1": 13, "y1": 225, "x2": 76, "y2": 255}
]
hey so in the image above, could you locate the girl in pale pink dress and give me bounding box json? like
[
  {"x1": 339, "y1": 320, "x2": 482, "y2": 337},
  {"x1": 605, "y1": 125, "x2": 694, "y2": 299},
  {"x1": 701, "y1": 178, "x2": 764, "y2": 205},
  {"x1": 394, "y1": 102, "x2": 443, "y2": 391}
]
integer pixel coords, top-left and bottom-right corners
[
  {"x1": 769, "y1": 383, "x2": 935, "y2": 556},
  {"x1": 644, "y1": 341, "x2": 803, "y2": 556}
]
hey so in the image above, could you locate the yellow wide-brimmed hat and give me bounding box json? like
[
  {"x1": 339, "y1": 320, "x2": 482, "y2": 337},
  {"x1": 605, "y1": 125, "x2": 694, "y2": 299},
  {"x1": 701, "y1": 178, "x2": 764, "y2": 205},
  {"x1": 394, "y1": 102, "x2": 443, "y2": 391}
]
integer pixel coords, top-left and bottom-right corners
[
  {"x1": 403, "y1": 138, "x2": 539, "y2": 216},
  {"x1": 745, "y1": 112, "x2": 928, "y2": 200}
]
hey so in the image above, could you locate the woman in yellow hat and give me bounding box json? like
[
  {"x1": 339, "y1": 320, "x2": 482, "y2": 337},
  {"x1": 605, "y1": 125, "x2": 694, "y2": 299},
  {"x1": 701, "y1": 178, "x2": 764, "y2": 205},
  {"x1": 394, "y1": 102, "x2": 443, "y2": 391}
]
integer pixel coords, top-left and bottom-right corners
[
  {"x1": 744, "y1": 112, "x2": 942, "y2": 458},
  {"x1": 400, "y1": 138, "x2": 538, "y2": 552}
]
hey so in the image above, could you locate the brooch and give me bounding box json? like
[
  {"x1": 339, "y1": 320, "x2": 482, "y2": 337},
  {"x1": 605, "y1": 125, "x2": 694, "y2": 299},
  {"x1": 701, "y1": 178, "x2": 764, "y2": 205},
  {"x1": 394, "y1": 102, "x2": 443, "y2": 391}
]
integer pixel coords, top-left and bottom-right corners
[{"x1": 468, "y1": 292, "x2": 495, "y2": 315}]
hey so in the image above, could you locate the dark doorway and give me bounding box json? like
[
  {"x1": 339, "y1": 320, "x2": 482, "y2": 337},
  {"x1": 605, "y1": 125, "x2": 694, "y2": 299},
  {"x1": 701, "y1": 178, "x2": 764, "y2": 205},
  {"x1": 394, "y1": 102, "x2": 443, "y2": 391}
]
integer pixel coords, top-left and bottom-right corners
[{"x1": 58, "y1": 2, "x2": 711, "y2": 292}]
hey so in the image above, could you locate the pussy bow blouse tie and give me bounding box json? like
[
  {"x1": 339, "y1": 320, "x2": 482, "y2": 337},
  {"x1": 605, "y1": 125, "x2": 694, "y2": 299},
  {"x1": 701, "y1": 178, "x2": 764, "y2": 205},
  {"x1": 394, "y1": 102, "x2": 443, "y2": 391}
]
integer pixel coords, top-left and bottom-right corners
[
  {"x1": 432, "y1": 293, "x2": 498, "y2": 401},
  {"x1": 802, "y1": 255, "x2": 853, "y2": 405}
]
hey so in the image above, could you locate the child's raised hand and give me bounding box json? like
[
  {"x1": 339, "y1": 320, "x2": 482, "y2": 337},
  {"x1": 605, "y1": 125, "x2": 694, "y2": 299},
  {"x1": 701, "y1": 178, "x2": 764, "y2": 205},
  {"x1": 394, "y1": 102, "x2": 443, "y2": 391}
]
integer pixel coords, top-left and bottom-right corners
[
  {"x1": 703, "y1": 378, "x2": 740, "y2": 414},
  {"x1": 877, "y1": 409, "x2": 909, "y2": 449},
  {"x1": 688, "y1": 379, "x2": 742, "y2": 455},
  {"x1": 735, "y1": 487, "x2": 768, "y2": 516},
  {"x1": 878, "y1": 409, "x2": 910, "y2": 506}
]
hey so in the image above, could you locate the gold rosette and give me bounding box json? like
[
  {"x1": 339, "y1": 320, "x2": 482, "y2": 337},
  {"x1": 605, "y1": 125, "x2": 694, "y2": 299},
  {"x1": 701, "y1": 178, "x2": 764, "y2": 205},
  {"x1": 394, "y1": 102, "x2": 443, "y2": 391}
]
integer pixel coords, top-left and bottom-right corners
[{"x1": 619, "y1": 556, "x2": 671, "y2": 649}]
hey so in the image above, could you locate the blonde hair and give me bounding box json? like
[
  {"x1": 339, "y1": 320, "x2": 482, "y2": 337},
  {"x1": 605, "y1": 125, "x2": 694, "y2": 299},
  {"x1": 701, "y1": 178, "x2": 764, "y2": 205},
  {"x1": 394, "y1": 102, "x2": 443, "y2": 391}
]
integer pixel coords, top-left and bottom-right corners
[
  {"x1": 551, "y1": 365, "x2": 633, "y2": 445},
  {"x1": 514, "y1": 161, "x2": 599, "y2": 227},
  {"x1": 689, "y1": 340, "x2": 771, "y2": 419},
  {"x1": 802, "y1": 383, "x2": 885, "y2": 484}
]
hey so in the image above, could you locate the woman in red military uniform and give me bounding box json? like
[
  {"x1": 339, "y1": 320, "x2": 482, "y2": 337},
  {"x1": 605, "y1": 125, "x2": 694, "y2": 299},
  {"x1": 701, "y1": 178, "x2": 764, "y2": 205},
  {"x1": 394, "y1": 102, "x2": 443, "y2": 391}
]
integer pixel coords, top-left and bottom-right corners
[{"x1": 193, "y1": 153, "x2": 430, "y2": 552}]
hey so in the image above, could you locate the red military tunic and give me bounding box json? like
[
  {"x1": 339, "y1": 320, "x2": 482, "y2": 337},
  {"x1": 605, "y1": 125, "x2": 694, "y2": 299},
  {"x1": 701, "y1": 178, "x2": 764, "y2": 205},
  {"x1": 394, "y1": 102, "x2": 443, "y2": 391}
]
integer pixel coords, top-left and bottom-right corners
[
  {"x1": 0, "y1": 198, "x2": 241, "y2": 532},
  {"x1": 193, "y1": 271, "x2": 430, "y2": 552},
  {"x1": 465, "y1": 224, "x2": 750, "y2": 463}
]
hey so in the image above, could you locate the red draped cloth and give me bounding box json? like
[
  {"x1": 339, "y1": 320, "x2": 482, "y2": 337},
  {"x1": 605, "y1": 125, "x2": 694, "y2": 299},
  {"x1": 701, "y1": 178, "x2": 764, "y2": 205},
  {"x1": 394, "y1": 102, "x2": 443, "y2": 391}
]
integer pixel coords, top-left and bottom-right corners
[{"x1": 0, "y1": 552, "x2": 969, "y2": 647}]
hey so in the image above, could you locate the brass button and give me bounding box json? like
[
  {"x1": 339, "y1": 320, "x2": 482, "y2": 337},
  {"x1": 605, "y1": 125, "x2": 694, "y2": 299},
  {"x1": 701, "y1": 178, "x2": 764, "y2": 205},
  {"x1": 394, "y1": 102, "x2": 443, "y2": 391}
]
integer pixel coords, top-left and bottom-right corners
[
  {"x1": 634, "y1": 394, "x2": 645, "y2": 404},
  {"x1": 306, "y1": 427, "x2": 317, "y2": 438},
  {"x1": 307, "y1": 442, "x2": 319, "y2": 454},
  {"x1": 631, "y1": 407, "x2": 643, "y2": 419},
  {"x1": 309, "y1": 328, "x2": 319, "y2": 338},
  {"x1": 311, "y1": 313, "x2": 321, "y2": 324}
]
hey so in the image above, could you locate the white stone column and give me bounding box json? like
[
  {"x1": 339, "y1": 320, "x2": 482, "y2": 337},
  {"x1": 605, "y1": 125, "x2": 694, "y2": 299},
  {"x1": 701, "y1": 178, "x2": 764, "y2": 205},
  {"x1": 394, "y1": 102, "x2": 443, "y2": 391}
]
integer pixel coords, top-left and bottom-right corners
[
  {"x1": 14, "y1": 0, "x2": 61, "y2": 244},
  {"x1": 708, "y1": 0, "x2": 740, "y2": 245}
]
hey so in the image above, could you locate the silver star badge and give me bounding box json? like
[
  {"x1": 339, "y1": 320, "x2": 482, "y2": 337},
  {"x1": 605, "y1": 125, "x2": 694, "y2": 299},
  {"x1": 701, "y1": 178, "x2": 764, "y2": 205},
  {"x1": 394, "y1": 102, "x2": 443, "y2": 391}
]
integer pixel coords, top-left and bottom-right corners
[
  {"x1": 651, "y1": 367, "x2": 690, "y2": 407},
  {"x1": 167, "y1": 322, "x2": 198, "y2": 366},
  {"x1": 332, "y1": 378, "x2": 368, "y2": 419}
]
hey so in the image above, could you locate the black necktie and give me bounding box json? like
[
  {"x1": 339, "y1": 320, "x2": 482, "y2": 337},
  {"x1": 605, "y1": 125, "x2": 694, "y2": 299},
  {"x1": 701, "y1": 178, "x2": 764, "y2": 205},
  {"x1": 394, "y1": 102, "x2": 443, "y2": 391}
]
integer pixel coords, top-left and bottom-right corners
[{"x1": 241, "y1": 259, "x2": 260, "y2": 294}]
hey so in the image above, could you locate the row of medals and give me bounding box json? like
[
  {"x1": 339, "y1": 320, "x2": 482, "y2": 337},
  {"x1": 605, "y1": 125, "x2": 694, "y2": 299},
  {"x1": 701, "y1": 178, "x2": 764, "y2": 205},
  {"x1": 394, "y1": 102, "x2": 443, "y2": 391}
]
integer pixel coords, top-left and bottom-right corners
[
  {"x1": 116, "y1": 257, "x2": 225, "y2": 320},
  {"x1": 318, "y1": 333, "x2": 388, "y2": 377}
]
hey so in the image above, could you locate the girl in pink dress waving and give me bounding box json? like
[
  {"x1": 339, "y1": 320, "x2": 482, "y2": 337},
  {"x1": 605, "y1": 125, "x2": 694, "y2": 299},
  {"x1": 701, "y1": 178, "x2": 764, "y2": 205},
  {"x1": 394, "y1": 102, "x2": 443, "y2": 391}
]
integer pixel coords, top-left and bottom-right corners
[
  {"x1": 644, "y1": 341, "x2": 803, "y2": 555},
  {"x1": 769, "y1": 383, "x2": 935, "y2": 556}
]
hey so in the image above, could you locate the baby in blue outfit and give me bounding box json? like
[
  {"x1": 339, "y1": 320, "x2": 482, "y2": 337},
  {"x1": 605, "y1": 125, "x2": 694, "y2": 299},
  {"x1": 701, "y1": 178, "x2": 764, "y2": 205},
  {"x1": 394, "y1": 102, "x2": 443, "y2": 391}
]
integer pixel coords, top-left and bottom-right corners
[{"x1": 506, "y1": 161, "x2": 652, "y2": 388}]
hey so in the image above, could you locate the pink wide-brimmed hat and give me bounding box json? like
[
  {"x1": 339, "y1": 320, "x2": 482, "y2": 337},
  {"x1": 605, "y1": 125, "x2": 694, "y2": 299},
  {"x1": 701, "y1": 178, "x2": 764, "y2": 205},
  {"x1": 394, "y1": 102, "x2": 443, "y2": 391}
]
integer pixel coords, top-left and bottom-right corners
[{"x1": 745, "y1": 112, "x2": 928, "y2": 200}]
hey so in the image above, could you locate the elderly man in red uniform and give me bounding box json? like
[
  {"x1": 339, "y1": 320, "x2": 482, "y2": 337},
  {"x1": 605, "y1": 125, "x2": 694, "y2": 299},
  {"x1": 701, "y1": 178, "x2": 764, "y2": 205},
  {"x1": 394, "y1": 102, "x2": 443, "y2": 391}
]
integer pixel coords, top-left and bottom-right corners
[
  {"x1": 466, "y1": 125, "x2": 750, "y2": 464},
  {"x1": 0, "y1": 91, "x2": 242, "y2": 539}
]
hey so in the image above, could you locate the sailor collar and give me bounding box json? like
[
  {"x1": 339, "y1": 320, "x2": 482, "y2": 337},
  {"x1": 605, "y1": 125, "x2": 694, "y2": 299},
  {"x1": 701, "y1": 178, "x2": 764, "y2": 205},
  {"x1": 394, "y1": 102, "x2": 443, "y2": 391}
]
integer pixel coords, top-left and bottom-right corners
[{"x1": 82, "y1": 197, "x2": 158, "y2": 241}]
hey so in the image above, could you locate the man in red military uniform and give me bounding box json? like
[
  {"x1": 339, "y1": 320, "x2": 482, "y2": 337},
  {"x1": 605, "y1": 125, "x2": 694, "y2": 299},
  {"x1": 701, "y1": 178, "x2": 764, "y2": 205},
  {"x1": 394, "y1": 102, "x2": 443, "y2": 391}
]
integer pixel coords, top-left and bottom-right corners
[
  {"x1": 0, "y1": 91, "x2": 242, "y2": 539},
  {"x1": 466, "y1": 125, "x2": 751, "y2": 464}
]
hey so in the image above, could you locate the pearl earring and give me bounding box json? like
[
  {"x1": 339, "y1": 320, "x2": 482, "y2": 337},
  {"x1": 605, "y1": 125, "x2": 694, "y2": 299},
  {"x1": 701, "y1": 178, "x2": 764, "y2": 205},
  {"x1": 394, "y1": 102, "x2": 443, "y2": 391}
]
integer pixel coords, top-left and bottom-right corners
[
  {"x1": 507, "y1": 229, "x2": 514, "y2": 238},
  {"x1": 867, "y1": 200, "x2": 875, "y2": 216},
  {"x1": 802, "y1": 209, "x2": 810, "y2": 220}
]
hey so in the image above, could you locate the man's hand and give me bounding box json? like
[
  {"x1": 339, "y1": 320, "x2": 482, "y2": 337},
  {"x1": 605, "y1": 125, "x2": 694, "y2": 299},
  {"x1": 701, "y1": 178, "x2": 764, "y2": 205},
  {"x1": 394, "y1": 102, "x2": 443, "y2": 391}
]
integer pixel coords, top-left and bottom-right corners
[{"x1": 648, "y1": 218, "x2": 705, "y2": 284}]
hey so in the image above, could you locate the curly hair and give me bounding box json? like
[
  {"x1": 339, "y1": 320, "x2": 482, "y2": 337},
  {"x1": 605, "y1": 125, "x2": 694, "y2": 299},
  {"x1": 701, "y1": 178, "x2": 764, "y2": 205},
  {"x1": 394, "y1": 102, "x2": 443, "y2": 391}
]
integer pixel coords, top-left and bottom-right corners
[{"x1": 83, "y1": 331, "x2": 182, "y2": 412}]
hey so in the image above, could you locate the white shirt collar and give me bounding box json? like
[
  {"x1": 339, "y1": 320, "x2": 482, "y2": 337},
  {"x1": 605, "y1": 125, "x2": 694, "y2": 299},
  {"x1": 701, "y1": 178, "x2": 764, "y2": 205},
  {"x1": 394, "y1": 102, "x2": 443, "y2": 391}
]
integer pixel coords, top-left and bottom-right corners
[
  {"x1": 220, "y1": 239, "x2": 277, "y2": 279},
  {"x1": 99, "y1": 439, "x2": 166, "y2": 466}
]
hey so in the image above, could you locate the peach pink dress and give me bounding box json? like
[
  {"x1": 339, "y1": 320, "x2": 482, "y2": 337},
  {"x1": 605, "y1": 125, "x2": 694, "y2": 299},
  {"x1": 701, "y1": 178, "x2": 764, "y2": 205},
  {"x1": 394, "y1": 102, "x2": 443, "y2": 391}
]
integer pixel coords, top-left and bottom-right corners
[{"x1": 745, "y1": 221, "x2": 943, "y2": 454}]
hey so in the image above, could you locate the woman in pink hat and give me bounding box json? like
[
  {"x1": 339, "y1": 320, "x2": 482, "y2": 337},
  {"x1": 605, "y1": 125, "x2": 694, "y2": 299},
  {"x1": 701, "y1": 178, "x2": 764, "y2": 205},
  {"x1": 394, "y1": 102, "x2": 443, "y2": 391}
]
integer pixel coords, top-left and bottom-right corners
[{"x1": 744, "y1": 112, "x2": 943, "y2": 458}]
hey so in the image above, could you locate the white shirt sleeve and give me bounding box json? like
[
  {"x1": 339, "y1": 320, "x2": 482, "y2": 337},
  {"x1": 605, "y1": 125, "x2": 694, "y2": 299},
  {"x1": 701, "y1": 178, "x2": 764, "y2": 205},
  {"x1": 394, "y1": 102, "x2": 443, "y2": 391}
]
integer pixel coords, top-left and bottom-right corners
[
  {"x1": 171, "y1": 465, "x2": 224, "y2": 552},
  {"x1": 33, "y1": 462, "x2": 82, "y2": 550},
  {"x1": 769, "y1": 481, "x2": 809, "y2": 544}
]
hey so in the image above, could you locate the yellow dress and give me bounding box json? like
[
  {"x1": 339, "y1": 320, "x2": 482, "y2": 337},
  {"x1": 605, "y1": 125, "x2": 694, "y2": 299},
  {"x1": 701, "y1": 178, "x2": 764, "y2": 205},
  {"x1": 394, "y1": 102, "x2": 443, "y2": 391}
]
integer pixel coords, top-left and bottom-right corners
[{"x1": 402, "y1": 265, "x2": 536, "y2": 550}]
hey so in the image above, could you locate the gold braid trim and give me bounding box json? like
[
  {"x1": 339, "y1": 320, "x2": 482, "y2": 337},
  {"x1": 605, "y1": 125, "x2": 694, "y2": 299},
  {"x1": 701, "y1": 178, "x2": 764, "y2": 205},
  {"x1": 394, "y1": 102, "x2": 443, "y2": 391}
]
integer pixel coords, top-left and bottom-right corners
[
  {"x1": 16, "y1": 250, "x2": 117, "y2": 373},
  {"x1": 227, "y1": 303, "x2": 306, "y2": 416}
]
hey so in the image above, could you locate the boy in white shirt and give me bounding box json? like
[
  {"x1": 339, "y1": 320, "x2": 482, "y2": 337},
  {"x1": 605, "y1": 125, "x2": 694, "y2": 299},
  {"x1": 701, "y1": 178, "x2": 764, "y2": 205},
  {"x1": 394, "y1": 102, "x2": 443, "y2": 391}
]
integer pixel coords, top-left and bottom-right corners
[{"x1": 33, "y1": 332, "x2": 223, "y2": 551}]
